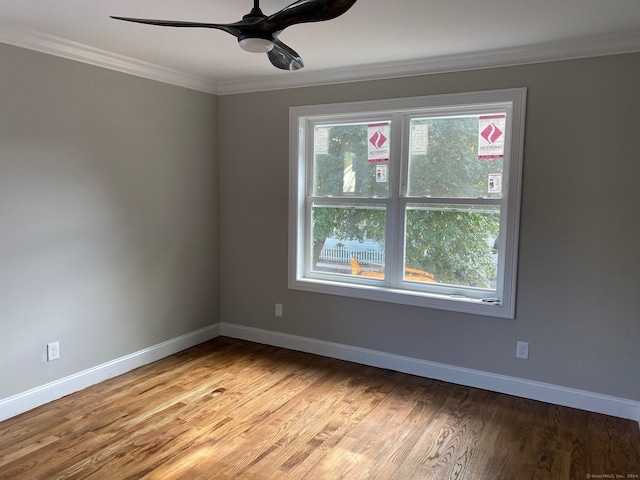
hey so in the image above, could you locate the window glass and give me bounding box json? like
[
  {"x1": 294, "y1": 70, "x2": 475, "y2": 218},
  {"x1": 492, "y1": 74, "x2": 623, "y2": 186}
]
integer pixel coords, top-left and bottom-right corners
[
  {"x1": 404, "y1": 204, "x2": 500, "y2": 289},
  {"x1": 311, "y1": 204, "x2": 386, "y2": 278},
  {"x1": 407, "y1": 115, "x2": 505, "y2": 199},
  {"x1": 313, "y1": 122, "x2": 391, "y2": 198}
]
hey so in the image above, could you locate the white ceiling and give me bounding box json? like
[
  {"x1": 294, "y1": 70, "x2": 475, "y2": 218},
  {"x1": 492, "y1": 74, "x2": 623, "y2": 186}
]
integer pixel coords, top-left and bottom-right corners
[{"x1": 1, "y1": 0, "x2": 640, "y2": 95}]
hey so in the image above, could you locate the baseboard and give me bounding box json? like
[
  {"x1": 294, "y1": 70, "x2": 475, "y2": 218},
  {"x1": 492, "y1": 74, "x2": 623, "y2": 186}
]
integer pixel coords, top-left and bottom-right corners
[
  {"x1": 4, "y1": 322, "x2": 638, "y2": 427},
  {"x1": 0, "y1": 324, "x2": 221, "y2": 422},
  {"x1": 220, "y1": 323, "x2": 640, "y2": 425}
]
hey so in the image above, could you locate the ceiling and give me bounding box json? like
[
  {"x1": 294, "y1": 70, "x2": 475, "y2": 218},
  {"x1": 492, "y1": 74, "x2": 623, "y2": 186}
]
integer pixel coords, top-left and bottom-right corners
[{"x1": 1, "y1": 0, "x2": 640, "y2": 95}]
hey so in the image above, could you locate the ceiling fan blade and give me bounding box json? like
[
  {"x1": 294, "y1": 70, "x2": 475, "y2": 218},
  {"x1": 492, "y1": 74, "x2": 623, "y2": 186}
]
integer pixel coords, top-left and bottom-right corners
[
  {"x1": 110, "y1": 16, "x2": 243, "y2": 37},
  {"x1": 268, "y1": 39, "x2": 304, "y2": 70},
  {"x1": 264, "y1": 0, "x2": 357, "y2": 32}
]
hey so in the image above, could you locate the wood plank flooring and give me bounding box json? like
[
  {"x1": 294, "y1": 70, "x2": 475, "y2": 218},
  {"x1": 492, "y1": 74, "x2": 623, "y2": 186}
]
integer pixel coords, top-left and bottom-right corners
[{"x1": 0, "y1": 337, "x2": 638, "y2": 479}]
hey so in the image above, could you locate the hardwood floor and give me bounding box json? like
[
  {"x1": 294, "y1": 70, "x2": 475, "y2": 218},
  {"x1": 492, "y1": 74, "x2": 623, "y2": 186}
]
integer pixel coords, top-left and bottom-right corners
[{"x1": 1, "y1": 337, "x2": 638, "y2": 479}]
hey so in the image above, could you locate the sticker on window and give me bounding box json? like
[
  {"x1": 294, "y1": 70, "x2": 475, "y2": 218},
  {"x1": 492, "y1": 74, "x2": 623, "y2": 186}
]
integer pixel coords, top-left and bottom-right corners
[
  {"x1": 410, "y1": 124, "x2": 429, "y2": 155},
  {"x1": 368, "y1": 123, "x2": 390, "y2": 163},
  {"x1": 315, "y1": 127, "x2": 329, "y2": 155},
  {"x1": 376, "y1": 165, "x2": 388, "y2": 183},
  {"x1": 488, "y1": 173, "x2": 502, "y2": 194},
  {"x1": 478, "y1": 114, "x2": 506, "y2": 159}
]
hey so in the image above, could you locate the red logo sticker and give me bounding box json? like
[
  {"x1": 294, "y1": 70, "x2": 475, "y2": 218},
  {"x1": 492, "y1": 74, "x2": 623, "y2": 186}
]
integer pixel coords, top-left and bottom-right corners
[
  {"x1": 480, "y1": 123, "x2": 503, "y2": 144},
  {"x1": 369, "y1": 130, "x2": 388, "y2": 149}
]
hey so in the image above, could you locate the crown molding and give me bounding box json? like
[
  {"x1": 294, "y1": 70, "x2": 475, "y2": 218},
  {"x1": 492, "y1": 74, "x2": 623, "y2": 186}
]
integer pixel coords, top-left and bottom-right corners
[
  {"x1": 2, "y1": 26, "x2": 640, "y2": 96},
  {"x1": 217, "y1": 29, "x2": 640, "y2": 95},
  {"x1": 0, "y1": 26, "x2": 217, "y2": 94}
]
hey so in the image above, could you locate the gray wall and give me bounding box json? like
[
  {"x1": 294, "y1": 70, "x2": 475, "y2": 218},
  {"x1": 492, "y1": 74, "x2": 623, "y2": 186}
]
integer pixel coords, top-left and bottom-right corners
[
  {"x1": 219, "y1": 53, "x2": 640, "y2": 402},
  {"x1": 0, "y1": 43, "x2": 219, "y2": 398},
  {"x1": 2, "y1": 40, "x2": 638, "y2": 406}
]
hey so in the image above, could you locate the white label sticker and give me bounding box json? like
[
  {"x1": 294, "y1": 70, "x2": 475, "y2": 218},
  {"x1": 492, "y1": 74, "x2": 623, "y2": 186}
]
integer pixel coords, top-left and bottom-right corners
[
  {"x1": 315, "y1": 127, "x2": 329, "y2": 155},
  {"x1": 410, "y1": 124, "x2": 429, "y2": 155},
  {"x1": 488, "y1": 173, "x2": 502, "y2": 194},
  {"x1": 376, "y1": 165, "x2": 388, "y2": 183}
]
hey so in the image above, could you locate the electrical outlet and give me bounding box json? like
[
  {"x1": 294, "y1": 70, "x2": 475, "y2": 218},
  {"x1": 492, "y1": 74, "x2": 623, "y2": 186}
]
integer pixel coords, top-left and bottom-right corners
[
  {"x1": 516, "y1": 341, "x2": 529, "y2": 360},
  {"x1": 47, "y1": 342, "x2": 60, "y2": 362},
  {"x1": 275, "y1": 303, "x2": 283, "y2": 317}
]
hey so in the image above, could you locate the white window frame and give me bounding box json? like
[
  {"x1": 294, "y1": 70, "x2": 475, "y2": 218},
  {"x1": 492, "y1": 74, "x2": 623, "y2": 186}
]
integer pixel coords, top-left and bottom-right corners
[{"x1": 289, "y1": 88, "x2": 526, "y2": 318}]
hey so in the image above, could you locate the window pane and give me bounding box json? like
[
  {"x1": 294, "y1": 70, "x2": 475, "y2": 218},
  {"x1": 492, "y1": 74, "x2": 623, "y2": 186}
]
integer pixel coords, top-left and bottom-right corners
[
  {"x1": 312, "y1": 204, "x2": 386, "y2": 278},
  {"x1": 404, "y1": 204, "x2": 500, "y2": 289},
  {"x1": 407, "y1": 115, "x2": 505, "y2": 199},
  {"x1": 313, "y1": 122, "x2": 391, "y2": 198}
]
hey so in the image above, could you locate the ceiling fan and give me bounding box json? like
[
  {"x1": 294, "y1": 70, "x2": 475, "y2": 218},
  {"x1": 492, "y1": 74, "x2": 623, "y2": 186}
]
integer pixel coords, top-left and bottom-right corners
[{"x1": 111, "y1": 0, "x2": 357, "y2": 71}]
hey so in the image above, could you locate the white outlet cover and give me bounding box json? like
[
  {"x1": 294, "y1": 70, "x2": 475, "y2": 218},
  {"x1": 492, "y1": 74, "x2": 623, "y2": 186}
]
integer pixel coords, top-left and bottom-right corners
[
  {"x1": 516, "y1": 341, "x2": 529, "y2": 359},
  {"x1": 47, "y1": 342, "x2": 60, "y2": 361}
]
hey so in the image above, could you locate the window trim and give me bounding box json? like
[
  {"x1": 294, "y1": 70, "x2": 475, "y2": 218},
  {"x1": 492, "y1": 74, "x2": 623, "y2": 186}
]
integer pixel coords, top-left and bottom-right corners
[{"x1": 289, "y1": 88, "x2": 527, "y2": 318}]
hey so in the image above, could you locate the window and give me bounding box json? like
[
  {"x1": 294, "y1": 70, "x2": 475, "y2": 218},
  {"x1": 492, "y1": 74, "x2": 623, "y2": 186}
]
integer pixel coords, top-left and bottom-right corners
[{"x1": 289, "y1": 88, "x2": 526, "y2": 318}]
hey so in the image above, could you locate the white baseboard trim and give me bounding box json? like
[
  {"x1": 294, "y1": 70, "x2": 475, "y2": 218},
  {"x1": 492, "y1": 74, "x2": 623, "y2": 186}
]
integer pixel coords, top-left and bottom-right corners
[
  {"x1": 4, "y1": 322, "x2": 638, "y2": 427},
  {"x1": 220, "y1": 323, "x2": 640, "y2": 425},
  {"x1": 0, "y1": 324, "x2": 221, "y2": 422}
]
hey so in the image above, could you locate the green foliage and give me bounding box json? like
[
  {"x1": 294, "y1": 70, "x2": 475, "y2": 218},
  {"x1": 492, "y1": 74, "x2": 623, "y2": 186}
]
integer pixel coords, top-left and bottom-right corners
[
  {"x1": 314, "y1": 124, "x2": 388, "y2": 198},
  {"x1": 312, "y1": 206, "x2": 385, "y2": 270},
  {"x1": 405, "y1": 209, "x2": 499, "y2": 287},
  {"x1": 407, "y1": 117, "x2": 502, "y2": 198},
  {"x1": 312, "y1": 206, "x2": 385, "y2": 245}
]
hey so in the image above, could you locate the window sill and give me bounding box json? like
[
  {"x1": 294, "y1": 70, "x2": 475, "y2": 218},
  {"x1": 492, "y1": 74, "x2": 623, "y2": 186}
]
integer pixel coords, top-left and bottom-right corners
[{"x1": 289, "y1": 276, "x2": 515, "y2": 319}]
